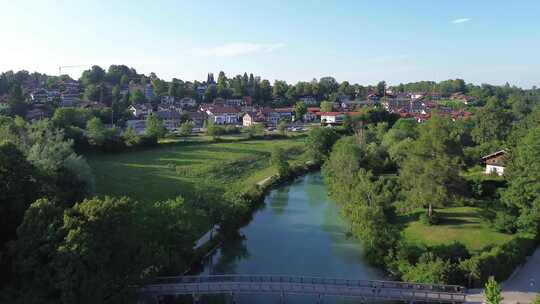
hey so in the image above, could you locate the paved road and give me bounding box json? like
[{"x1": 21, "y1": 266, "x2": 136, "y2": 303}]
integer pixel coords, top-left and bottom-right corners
[{"x1": 467, "y1": 247, "x2": 540, "y2": 303}]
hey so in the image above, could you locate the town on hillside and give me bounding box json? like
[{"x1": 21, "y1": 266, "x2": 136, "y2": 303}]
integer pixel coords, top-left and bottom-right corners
[{"x1": 0, "y1": 69, "x2": 474, "y2": 135}]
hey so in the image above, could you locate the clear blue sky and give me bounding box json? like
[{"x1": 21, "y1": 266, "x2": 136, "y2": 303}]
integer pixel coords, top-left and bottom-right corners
[{"x1": 1, "y1": 0, "x2": 539, "y2": 87}]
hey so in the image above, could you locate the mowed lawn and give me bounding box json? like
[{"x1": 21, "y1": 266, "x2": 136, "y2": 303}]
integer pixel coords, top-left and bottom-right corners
[
  {"x1": 86, "y1": 138, "x2": 307, "y2": 203},
  {"x1": 401, "y1": 207, "x2": 515, "y2": 252}
]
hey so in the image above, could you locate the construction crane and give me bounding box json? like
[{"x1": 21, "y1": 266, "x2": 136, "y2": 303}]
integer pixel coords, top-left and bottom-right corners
[{"x1": 58, "y1": 65, "x2": 87, "y2": 75}]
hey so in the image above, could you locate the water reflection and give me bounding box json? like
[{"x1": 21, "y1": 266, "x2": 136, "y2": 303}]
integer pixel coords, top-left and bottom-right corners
[{"x1": 190, "y1": 173, "x2": 384, "y2": 303}]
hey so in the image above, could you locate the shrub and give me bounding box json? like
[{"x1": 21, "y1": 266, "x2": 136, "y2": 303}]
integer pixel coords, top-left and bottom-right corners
[
  {"x1": 492, "y1": 211, "x2": 518, "y2": 234},
  {"x1": 419, "y1": 211, "x2": 440, "y2": 225}
]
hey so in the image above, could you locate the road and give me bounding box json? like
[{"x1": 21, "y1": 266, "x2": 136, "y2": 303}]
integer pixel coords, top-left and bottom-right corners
[{"x1": 467, "y1": 247, "x2": 540, "y2": 303}]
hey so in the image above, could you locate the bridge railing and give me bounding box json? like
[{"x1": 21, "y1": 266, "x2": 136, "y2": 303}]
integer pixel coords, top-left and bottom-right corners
[{"x1": 151, "y1": 275, "x2": 466, "y2": 294}]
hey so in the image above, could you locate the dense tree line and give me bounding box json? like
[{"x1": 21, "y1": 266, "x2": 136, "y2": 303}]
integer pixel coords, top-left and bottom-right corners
[{"x1": 314, "y1": 87, "x2": 540, "y2": 287}]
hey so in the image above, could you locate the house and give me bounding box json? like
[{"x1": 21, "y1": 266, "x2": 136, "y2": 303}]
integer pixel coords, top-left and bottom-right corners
[
  {"x1": 155, "y1": 110, "x2": 183, "y2": 131},
  {"x1": 129, "y1": 104, "x2": 153, "y2": 119},
  {"x1": 451, "y1": 93, "x2": 475, "y2": 105},
  {"x1": 178, "y1": 97, "x2": 197, "y2": 108},
  {"x1": 60, "y1": 89, "x2": 80, "y2": 107},
  {"x1": 225, "y1": 98, "x2": 243, "y2": 107},
  {"x1": 319, "y1": 112, "x2": 346, "y2": 125},
  {"x1": 482, "y1": 150, "x2": 506, "y2": 176},
  {"x1": 271, "y1": 108, "x2": 294, "y2": 124},
  {"x1": 30, "y1": 89, "x2": 49, "y2": 103},
  {"x1": 160, "y1": 95, "x2": 175, "y2": 104},
  {"x1": 144, "y1": 84, "x2": 155, "y2": 100},
  {"x1": 299, "y1": 96, "x2": 318, "y2": 105},
  {"x1": 242, "y1": 112, "x2": 266, "y2": 127},
  {"x1": 0, "y1": 95, "x2": 9, "y2": 112},
  {"x1": 25, "y1": 105, "x2": 50, "y2": 121},
  {"x1": 126, "y1": 120, "x2": 146, "y2": 134},
  {"x1": 206, "y1": 106, "x2": 240, "y2": 124},
  {"x1": 304, "y1": 107, "x2": 320, "y2": 122},
  {"x1": 186, "y1": 111, "x2": 208, "y2": 127}
]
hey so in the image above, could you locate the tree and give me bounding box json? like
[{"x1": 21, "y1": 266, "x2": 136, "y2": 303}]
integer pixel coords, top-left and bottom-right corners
[
  {"x1": 130, "y1": 89, "x2": 146, "y2": 104},
  {"x1": 320, "y1": 101, "x2": 333, "y2": 112},
  {"x1": 484, "y1": 277, "x2": 503, "y2": 304},
  {"x1": 534, "y1": 295, "x2": 540, "y2": 304},
  {"x1": 55, "y1": 197, "x2": 156, "y2": 304},
  {"x1": 306, "y1": 127, "x2": 339, "y2": 163},
  {"x1": 145, "y1": 113, "x2": 167, "y2": 139},
  {"x1": 401, "y1": 253, "x2": 451, "y2": 284},
  {"x1": 0, "y1": 141, "x2": 39, "y2": 246},
  {"x1": 502, "y1": 126, "x2": 540, "y2": 233},
  {"x1": 245, "y1": 123, "x2": 264, "y2": 138},
  {"x1": 204, "y1": 119, "x2": 220, "y2": 139},
  {"x1": 8, "y1": 84, "x2": 28, "y2": 117},
  {"x1": 471, "y1": 97, "x2": 512, "y2": 145},
  {"x1": 277, "y1": 120, "x2": 288, "y2": 135},
  {"x1": 270, "y1": 147, "x2": 290, "y2": 177},
  {"x1": 376, "y1": 81, "x2": 386, "y2": 96},
  {"x1": 80, "y1": 65, "x2": 105, "y2": 86},
  {"x1": 293, "y1": 101, "x2": 307, "y2": 122},
  {"x1": 122, "y1": 126, "x2": 140, "y2": 147},
  {"x1": 399, "y1": 114, "x2": 465, "y2": 220},
  {"x1": 15, "y1": 198, "x2": 64, "y2": 303},
  {"x1": 178, "y1": 121, "x2": 193, "y2": 136},
  {"x1": 85, "y1": 117, "x2": 107, "y2": 146},
  {"x1": 83, "y1": 84, "x2": 100, "y2": 101}
]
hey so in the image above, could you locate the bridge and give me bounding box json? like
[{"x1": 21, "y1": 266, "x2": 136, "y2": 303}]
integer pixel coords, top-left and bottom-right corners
[{"x1": 139, "y1": 275, "x2": 467, "y2": 303}]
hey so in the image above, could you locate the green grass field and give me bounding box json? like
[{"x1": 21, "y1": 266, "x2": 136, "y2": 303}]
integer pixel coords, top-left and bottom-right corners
[
  {"x1": 401, "y1": 206, "x2": 515, "y2": 252},
  {"x1": 86, "y1": 137, "x2": 308, "y2": 203}
]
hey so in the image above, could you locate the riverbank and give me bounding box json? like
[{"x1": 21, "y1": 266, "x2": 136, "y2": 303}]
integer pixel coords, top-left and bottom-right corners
[
  {"x1": 189, "y1": 172, "x2": 384, "y2": 303},
  {"x1": 186, "y1": 161, "x2": 321, "y2": 274}
]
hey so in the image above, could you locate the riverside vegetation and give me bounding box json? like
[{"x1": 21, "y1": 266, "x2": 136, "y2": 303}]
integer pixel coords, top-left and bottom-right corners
[{"x1": 320, "y1": 90, "x2": 540, "y2": 287}]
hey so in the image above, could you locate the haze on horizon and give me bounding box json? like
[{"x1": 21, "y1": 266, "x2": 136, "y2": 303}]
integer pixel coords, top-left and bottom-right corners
[{"x1": 1, "y1": 0, "x2": 539, "y2": 88}]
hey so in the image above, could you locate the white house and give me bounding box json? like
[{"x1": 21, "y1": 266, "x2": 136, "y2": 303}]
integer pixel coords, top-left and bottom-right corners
[
  {"x1": 482, "y1": 150, "x2": 506, "y2": 176},
  {"x1": 129, "y1": 104, "x2": 153, "y2": 119},
  {"x1": 319, "y1": 112, "x2": 346, "y2": 125},
  {"x1": 206, "y1": 106, "x2": 240, "y2": 124}
]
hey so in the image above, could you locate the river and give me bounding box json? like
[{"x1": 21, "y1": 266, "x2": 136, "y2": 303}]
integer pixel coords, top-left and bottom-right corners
[{"x1": 191, "y1": 172, "x2": 384, "y2": 303}]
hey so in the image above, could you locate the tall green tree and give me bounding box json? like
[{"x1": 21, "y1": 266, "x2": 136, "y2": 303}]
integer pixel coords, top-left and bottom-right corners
[
  {"x1": 0, "y1": 141, "x2": 39, "y2": 246},
  {"x1": 306, "y1": 127, "x2": 339, "y2": 163},
  {"x1": 320, "y1": 101, "x2": 334, "y2": 112},
  {"x1": 55, "y1": 197, "x2": 156, "y2": 304},
  {"x1": 270, "y1": 147, "x2": 289, "y2": 177},
  {"x1": 400, "y1": 114, "x2": 465, "y2": 219},
  {"x1": 502, "y1": 126, "x2": 540, "y2": 233},
  {"x1": 8, "y1": 84, "x2": 28, "y2": 117},
  {"x1": 484, "y1": 277, "x2": 503, "y2": 304},
  {"x1": 471, "y1": 97, "x2": 513, "y2": 145},
  {"x1": 15, "y1": 198, "x2": 64, "y2": 303},
  {"x1": 144, "y1": 114, "x2": 167, "y2": 139},
  {"x1": 293, "y1": 101, "x2": 307, "y2": 122}
]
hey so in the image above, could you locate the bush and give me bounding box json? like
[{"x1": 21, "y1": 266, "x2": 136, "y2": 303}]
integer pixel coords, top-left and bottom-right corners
[
  {"x1": 420, "y1": 211, "x2": 440, "y2": 225},
  {"x1": 492, "y1": 211, "x2": 518, "y2": 234},
  {"x1": 138, "y1": 135, "x2": 158, "y2": 147}
]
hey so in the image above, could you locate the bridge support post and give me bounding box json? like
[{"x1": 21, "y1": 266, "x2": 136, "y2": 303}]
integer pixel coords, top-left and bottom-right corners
[
  {"x1": 317, "y1": 294, "x2": 323, "y2": 304},
  {"x1": 192, "y1": 293, "x2": 200, "y2": 304},
  {"x1": 230, "y1": 292, "x2": 236, "y2": 304},
  {"x1": 280, "y1": 291, "x2": 285, "y2": 304}
]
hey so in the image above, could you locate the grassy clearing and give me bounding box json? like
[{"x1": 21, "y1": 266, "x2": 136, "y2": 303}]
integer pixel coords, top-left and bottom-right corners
[
  {"x1": 400, "y1": 206, "x2": 515, "y2": 252},
  {"x1": 86, "y1": 137, "x2": 308, "y2": 203}
]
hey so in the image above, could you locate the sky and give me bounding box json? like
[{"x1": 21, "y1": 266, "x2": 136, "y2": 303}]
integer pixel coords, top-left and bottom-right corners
[{"x1": 1, "y1": 0, "x2": 539, "y2": 88}]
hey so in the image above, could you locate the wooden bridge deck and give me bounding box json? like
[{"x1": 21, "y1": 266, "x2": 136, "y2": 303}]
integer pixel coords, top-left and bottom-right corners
[{"x1": 140, "y1": 275, "x2": 467, "y2": 303}]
